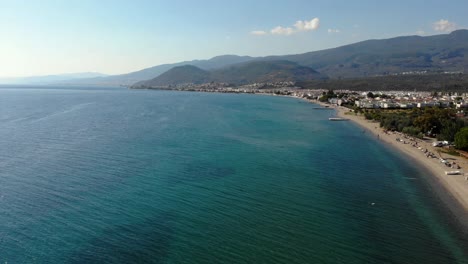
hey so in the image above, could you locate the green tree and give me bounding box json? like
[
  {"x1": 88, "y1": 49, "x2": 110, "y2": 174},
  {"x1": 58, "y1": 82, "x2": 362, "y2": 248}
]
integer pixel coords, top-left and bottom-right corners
[
  {"x1": 402, "y1": 126, "x2": 422, "y2": 137},
  {"x1": 438, "y1": 119, "x2": 466, "y2": 142},
  {"x1": 319, "y1": 95, "x2": 329, "y2": 102},
  {"x1": 364, "y1": 112, "x2": 373, "y2": 120},
  {"x1": 367, "y1": 92, "x2": 375, "y2": 98},
  {"x1": 455, "y1": 127, "x2": 468, "y2": 150}
]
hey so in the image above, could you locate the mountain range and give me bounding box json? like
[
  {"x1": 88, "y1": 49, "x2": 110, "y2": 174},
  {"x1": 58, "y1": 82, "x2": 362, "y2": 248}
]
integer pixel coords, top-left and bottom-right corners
[
  {"x1": 135, "y1": 60, "x2": 326, "y2": 87},
  {"x1": 2, "y1": 30, "x2": 467, "y2": 86},
  {"x1": 0, "y1": 72, "x2": 108, "y2": 85},
  {"x1": 58, "y1": 55, "x2": 254, "y2": 86},
  {"x1": 269, "y1": 29, "x2": 468, "y2": 79}
]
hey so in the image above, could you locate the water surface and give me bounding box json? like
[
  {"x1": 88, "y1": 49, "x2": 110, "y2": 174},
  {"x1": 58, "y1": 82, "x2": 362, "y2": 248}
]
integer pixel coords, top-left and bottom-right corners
[{"x1": 0, "y1": 87, "x2": 466, "y2": 263}]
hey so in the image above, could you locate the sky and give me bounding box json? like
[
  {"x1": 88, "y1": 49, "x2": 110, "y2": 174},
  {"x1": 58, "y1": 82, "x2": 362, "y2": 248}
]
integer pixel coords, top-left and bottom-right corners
[{"x1": 1, "y1": 0, "x2": 467, "y2": 77}]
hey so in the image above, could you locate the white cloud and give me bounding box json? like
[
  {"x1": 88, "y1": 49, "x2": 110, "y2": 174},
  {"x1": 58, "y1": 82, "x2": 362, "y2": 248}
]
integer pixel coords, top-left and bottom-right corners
[
  {"x1": 327, "y1": 28, "x2": 340, "y2": 34},
  {"x1": 271, "y1": 26, "x2": 295, "y2": 35},
  {"x1": 294, "y1": 18, "x2": 320, "y2": 31},
  {"x1": 415, "y1": 30, "x2": 425, "y2": 35},
  {"x1": 250, "y1": 30, "x2": 268, "y2": 36},
  {"x1": 433, "y1": 19, "x2": 457, "y2": 32},
  {"x1": 251, "y1": 17, "x2": 320, "y2": 36}
]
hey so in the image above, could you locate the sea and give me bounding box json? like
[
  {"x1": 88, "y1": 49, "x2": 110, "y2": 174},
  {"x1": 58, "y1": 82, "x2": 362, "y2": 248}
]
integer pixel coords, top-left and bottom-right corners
[{"x1": 0, "y1": 86, "x2": 467, "y2": 263}]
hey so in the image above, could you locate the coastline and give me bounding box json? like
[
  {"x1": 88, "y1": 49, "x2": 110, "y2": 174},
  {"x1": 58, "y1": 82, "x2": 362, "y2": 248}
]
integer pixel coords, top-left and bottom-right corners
[
  {"x1": 318, "y1": 102, "x2": 468, "y2": 232},
  {"x1": 137, "y1": 89, "x2": 468, "y2": 231}
]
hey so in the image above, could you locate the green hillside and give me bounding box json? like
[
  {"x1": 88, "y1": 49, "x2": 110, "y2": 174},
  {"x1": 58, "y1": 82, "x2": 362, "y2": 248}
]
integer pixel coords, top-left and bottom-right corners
[
  {"x1": 138, "y1": 65, "x2": 211, "y2": 87},
  {"x1": 70, "y1": 30, "x2": 468, "y2": 86},
  {"x1": 297, "y1": 73, "x2": 468, "y2": 92},
  {"x1": 211, "y1": 60, "x2": 326, "y2": 84},
  {"x1": 136, "y1": 60, "x2": 326, "y2": 87},
  {"x1": 272, "y1": 30, "x2": 468, "y2": 78}
]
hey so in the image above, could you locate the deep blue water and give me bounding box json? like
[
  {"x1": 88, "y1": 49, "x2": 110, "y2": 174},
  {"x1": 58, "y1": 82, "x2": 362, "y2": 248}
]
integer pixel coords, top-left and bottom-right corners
[{"x1": 0, "y1": 86, "x2": 467, "y2": 263}]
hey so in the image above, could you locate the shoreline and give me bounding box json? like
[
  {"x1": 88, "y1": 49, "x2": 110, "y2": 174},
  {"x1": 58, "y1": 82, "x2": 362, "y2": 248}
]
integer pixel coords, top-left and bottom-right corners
[
  {"x1": 319, "y1": 102, "x2": 468, "y2": 232},
  {"x1": 246, "y1": 90, "x2": 468, "y2": 232},
  {"x1": 138, "y1": 89, "x2": 468, "y2": 231}
]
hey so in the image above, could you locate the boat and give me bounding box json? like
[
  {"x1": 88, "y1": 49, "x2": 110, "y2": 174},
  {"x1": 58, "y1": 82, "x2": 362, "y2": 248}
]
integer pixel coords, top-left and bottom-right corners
[
  {"x1": 445, "y1": 171, "x2": 461, "y2": 175},
  {"x1": 312, "y1": 107, "x2": 334, "y2": 110},
  {"x1": 329, "y1": 117, "x2": 349, "y2": 121}
]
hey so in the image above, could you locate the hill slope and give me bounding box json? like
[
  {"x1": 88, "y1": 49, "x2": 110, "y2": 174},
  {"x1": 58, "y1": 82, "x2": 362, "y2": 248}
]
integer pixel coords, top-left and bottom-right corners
[
  {"x1": 136, "y1": 60, "x2": 326, "y2": 87},
  {"x1": 64, "y1": 55, "x2": 254, "y2": 86},
  {"x1": 141, "y1": 65, "x2": 211, "y2": 87},
  {"x1": 211, "y1": 60, "x2": 325, "y2": 84},
  {"x1": 66, "y1": 30, "x2": 468, "y2": 86},
  {"x1": 270, "y1": 29, "x2": 468, "y2": 78},
  {"x1": 297, "y1": 73, "x2": 468, "y2": 92}
]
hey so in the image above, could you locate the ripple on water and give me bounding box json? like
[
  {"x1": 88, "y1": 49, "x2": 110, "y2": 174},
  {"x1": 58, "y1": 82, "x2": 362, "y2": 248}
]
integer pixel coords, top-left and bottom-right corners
[{"x1": 0, "y1": 89, "x2": 466, "y2": 263}]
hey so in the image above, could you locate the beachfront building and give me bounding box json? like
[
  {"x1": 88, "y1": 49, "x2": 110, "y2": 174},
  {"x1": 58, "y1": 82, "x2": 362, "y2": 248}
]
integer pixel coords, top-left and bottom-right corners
[
  {"x1": 355, "y1": 100, "x2": 379, "y2": 109},
  {"x1": 417, "y1": 102, "x2": 427, "y2": 108},
  {"x1": 456, "y1": 102, "x2": 468, "y2": 109},
  {"x1": 382, "y1": 102, "x2": 398, "y2": 109},
  {"x1": 417, "y1": 101, "x2": 440, "y2": 108},
  {"x1": 328, "y1": 98, "x2": 345, "y2": 106},
  {"x1": 397, "y1": 102, "x2": 415, "y2": 109}
]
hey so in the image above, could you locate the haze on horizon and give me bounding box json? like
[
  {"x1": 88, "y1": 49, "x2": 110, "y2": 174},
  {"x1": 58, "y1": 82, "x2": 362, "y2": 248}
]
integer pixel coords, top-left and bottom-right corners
[{"x1": 1, "y1": 0, "x2": 467, "y2": 78}]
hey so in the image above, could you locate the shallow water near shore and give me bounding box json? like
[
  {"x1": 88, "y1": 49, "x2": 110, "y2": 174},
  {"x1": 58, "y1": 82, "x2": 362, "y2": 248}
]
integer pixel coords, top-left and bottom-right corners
[{"x1": 0, "y1": 87, "x2": 467, "y2": 263}]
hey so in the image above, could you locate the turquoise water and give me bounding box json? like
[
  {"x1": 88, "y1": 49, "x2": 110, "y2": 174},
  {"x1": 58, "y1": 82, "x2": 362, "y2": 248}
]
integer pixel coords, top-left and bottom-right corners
[{"x1": 0, "y1": 86, "x2": 467, "y2": 263}]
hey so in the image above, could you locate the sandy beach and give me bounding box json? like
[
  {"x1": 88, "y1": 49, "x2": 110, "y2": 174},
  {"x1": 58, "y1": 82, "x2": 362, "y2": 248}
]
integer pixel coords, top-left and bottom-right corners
[{"x1": 316, "y1": 103, "x2": 468, "y2": 230}]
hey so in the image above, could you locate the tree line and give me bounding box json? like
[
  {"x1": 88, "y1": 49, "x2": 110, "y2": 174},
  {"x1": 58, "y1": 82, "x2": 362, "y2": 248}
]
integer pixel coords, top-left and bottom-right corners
[{"x1": 357, "y1": 107, "x2": 468, "y2": 150}]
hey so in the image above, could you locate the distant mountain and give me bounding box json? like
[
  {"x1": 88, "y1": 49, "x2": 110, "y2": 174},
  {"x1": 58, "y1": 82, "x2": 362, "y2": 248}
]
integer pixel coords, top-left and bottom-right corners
[
  {"x1": 65, "y1": 30, "x2": 468, "y2": 86},
  {"x1": 66, "y1": 55, "x2": 254, "y2": 86},
  {"x1": 135, "y1": 60, "x2": 326, "y2": 87},
  {"x1": 268, "y1": 29, "x2": 468, "y2": 78},
  {"x1": 211, "y1": 60, "x2": 326, "y2": 84},
  {"x1": 0, "y1": 72, "x2": 108, "y2": 85},
  {"x1": 189, "y1": 55, "x2": 255, "y2": 70},
  {"x1": 143, "y1": 65, "x2": 211, "y2": 86}
]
